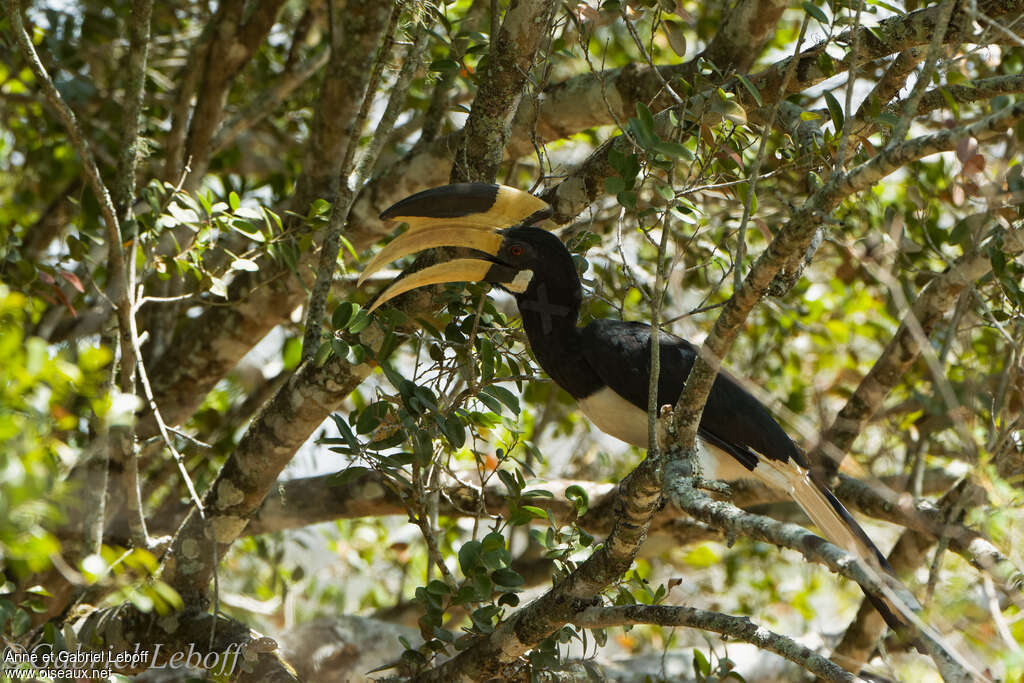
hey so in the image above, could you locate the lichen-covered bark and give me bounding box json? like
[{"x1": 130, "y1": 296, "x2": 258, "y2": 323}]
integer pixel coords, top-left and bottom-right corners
[
  {"x1": 180, "y1": 0, "x2": 287, "y2": 187},
  {"x1": 162, "y1": 354, "x2": 371, "y2": 606},
  {"x1": 71, "y1": 606, "x2": 297, "y2": 682},
  {"x1": 702, "y1": 0, "x2": 790, "y2": 73},
  {"x1": 812, "y1": 214, "x2": 1024, "y2": 481},
  {"x1": 292, "y1": 0, "x2": 395, "y2": 206},
  {"x1": 450, "y1": 0, "x2": 557, "y2": 183},
  {"x1": 412, "y1": 456, "x2": 663, "y2": 682},
  {"x1": 574, "y1": 604, "x2": 854, "y2": 682}
]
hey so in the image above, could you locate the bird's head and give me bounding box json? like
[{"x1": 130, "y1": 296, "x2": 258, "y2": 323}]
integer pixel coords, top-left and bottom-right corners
[{"x1": 359, "y1": 184, "x2": 576, "y2": 312}]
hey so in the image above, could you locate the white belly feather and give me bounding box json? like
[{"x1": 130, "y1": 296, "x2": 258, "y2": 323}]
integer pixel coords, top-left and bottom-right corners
[
  {"x1": 577, "y1": 388, "x2": 880, "y2": 562},
  {"x1": 576, "y1": 386, "x2": 751, "y2": 481}
]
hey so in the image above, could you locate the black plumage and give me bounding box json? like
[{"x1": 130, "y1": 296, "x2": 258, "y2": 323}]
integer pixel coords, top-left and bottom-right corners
[{"x1": 360, "y1": 183, "x2": 918, "y2": 633}]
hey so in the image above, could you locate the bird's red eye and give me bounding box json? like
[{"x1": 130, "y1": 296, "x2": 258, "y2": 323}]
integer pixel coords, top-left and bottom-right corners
[{"x1": 509, "y1": 245, "x2": 524, "y2": 257}]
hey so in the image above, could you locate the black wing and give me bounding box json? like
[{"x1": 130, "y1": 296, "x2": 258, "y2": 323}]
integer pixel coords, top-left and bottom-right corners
[{"x1": 579, "y1": 319, "x2": 806, "y2": 470}]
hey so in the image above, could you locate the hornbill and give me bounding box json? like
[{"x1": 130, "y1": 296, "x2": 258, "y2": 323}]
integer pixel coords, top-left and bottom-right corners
[{"x1": 358, "y1": 183, "x2": 917, "y2": 631}]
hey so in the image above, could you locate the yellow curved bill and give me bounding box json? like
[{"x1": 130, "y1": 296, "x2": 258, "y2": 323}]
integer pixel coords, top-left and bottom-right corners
[
  {"x1": 357, "y1": 226, "x2": 502, "y2": 286},
  {"x1": 368, "y1": 258, "x2": 494, "y2": 312},
  {"x1": 381, "y1": 184, "x2": 551, "y2": 230}
]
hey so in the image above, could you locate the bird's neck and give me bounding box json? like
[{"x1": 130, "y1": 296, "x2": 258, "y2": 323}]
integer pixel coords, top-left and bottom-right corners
[{"x1": 516, "y1": 277, "x2": 601, "y2": 399}]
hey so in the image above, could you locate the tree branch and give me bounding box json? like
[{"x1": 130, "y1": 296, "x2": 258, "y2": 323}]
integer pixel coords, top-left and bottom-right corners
[
  {"x1": 450, "y1": 0, "x2": 557, "y2": 182},
  {"x1": 412, "y1": 455, "x2": 663, "y2": 681},
  {"x1": 69, "y1": 605, "x2": 297, "y2": 682},
  {"x1": 833, "y1": 482, "x2": 970, "y2": 671},
  {"x1": 812, "y1": 220, "x2": 1024, "y2": 480},
  {"x1": 211, "y1": 47, "x2": 330, "y2": 154},
  {"x1": 672, "y1": 100, "x2": 1024, "y2": 450},
  {"x1": 292, "y1": 0, "x2": 395, "y2": 207},
  {"x1": 179, "y1": 0, "x2": 287, "y2": 188},
  {"x1": 834, "y1": 474, "x2": 1024, "y2": 592},
  {"x1": 161, "y1": 354, "x2": 372, "y2": 607},
  {"x1": 701, "y1": 0, "x2": 790, "y2": 74},
  {"x1": 663, "y1": 451, "x2": 977, "y2": 682},
  {"x1": 573, "y1": 604, "x2": 855, "y2": 682}
]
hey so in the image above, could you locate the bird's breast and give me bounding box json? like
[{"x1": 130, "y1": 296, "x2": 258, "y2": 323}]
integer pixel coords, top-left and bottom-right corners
[
  {"x1": 576, "y1": 387, "x2": 750, "y2": 481},
  {"x1": 577, "y1": 386, "x2": 651, "y2": 447}
]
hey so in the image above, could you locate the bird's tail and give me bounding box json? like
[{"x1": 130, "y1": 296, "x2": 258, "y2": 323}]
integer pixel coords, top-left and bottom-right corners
[{"x1": 786, "y1": 471, "x2": 920, "y2": 632}]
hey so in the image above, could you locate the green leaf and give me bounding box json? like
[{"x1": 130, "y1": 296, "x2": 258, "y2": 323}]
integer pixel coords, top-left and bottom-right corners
[
  {"x1": 11, "y1": 608, "x2": 30, "y2": 636},
  {"x1": 331, "y1": 338, "x2": 349, "y2": 358},
  {"x1": 823, "y1": 90, "x2": 844, "y2": 133},
  {"x1": 348, "y1": 309, "x2": 371, "y2": 334},
  {"x1": 309, "y1": 198, "x2": 331, "y2": 217},
  {"x1": 627, "y1": 117, "x2": 658, "y2": 150},
  {"x1": 507, "y1": 507, "x2": 535, "y2": 526},
  {"x1": 441, "y1": 413, "x2": 466, "y2": 449},
  {"x1": 330, "y1": 413, "x2": 361, "y2": 451},
  {"x1": 498, "y1": 469, "x2": 521, "y2": 496},
  {"x1": 282, "y1": 336, "x2": 302, "y2": 370},
  {"x1": 637, "y1": 101, "x2": 656, "y2": 135},
  {"x1": 425, "y1": 579, "x2": 451, "y2": 595},
  {"x1": 339, "y1": 234, "x2": 358, "y2": 260},
  {"x1": 520, "y1": 505, "x2": 548, "y2": 520},
  {"x1": 693, "y1": 649, "x2": 712, "y2": 676},
  {"x1": 866, "y1": 0, "x2": 904, "y2": 14},
  {"x1": 609, "y1": 149, "x2": 641, "y2": 180},
  {"x1": 938, "y1": 86, "x2": 960, "y2": 118},
  {"x1": 228, "y1": 191, "x2": 240, "y2": 211},
  {"x1": 429, "y1": 59, "x2": 461, "y2": 73},
  {"x1": 471, "y1": 603, "x2": 499, "y2": 632},
  {"x1": 458, "y1": 540, "x2": 482, "y2": 575},
  {"x1": 653, "y1": 140, "x2": 692, "y2": 160},
  {"x1": 816, "y1": 52, "x2": 835, "y2": 78},
  {"x1": 492, "y1": 568, "x2": 525, "y2": 588},
  {"x1": 565, "y1": 484, "x2": 589, "y2": 514},
  {"x1": 233, "y1": 206, "x2": 262, "y2": 220},
  {"x1": 471, "y1": 570, "x2": 493, "y2": 601},
  {"x1": 604, "y1": 176, "x2": 627, "y2": 195},
  {"x1": 476, "y1": 389, "x2": 502, "y2": 414},
  {"x1": 802, "y1": 1, "x2": 829, "y2": 24},
  {"x1": 483, "y1": 385, "x2": 519, "y2": 415},
  {"x1": 481, "y1": 531, "x2": 506, "y2": 552},
  {"x1": 735, "y1": 73, "x2": 762, "y2": 107},
  {"x1": 313, "y1": 340, "x2": 333, "y2": 366},
  {"x1": 329, "y1": 466, "x2": 372, "y2": 486},
  {"x1": 355, "y1": 401, "x2": 388, "y2": 434}
]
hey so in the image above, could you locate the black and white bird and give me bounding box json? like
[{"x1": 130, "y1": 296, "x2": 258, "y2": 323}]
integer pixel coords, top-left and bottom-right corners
[{"x1": 359, "y1": 182, "x2": 916, "y2": 631}]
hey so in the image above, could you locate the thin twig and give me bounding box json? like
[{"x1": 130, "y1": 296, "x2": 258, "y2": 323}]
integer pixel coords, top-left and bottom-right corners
[
  {"x1": 886, "y1": 0, "x2": 956, "y2": 146},
  {"x1": 835, "y1": 0, "x2": 864, "y2": 171},
  {"x1": 573, "y1": 604, "x2": 855, "y2": 682},
  {"x1": 733, "y1": 14, "x2": 810, "y2": 293},
  {"x1": 300, "y1": 0, "x2": 406, "y2": 360},
  {"x1": 8, "y1": 0, "x2": 154, "y2": 546},
  {"x1": 621, "y1": 8, "x2": 683, "y2": 105}
]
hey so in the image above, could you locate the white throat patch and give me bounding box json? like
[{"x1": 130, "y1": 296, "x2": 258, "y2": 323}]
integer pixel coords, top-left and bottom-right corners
[{"x1": 506, "y1": 269, "x2": 534, "y2": 293}]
